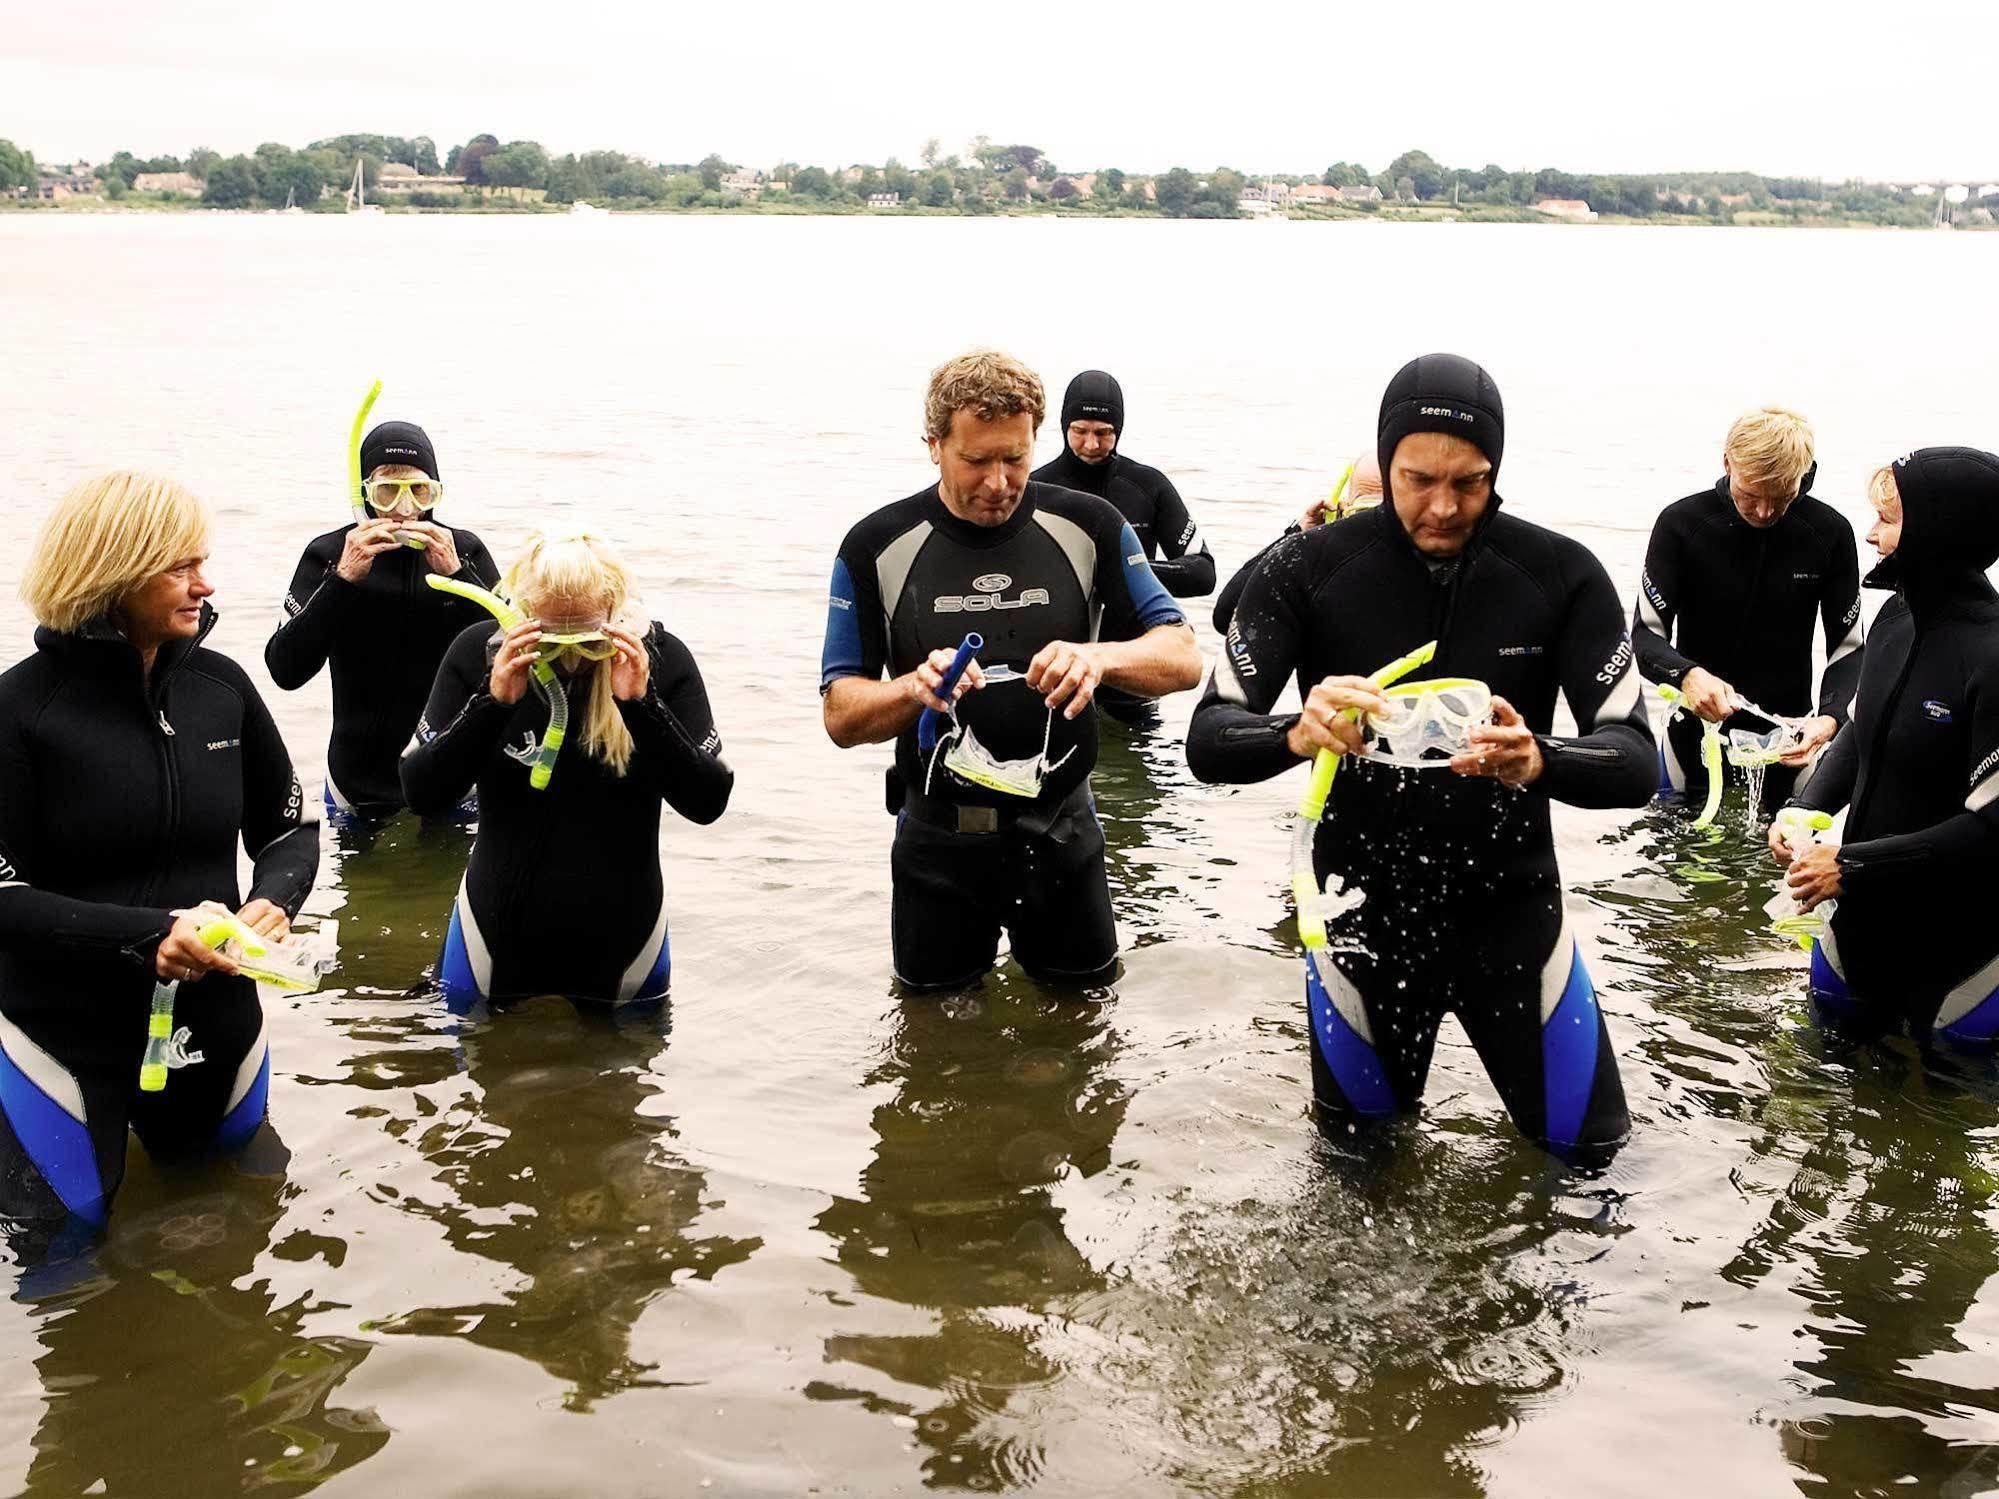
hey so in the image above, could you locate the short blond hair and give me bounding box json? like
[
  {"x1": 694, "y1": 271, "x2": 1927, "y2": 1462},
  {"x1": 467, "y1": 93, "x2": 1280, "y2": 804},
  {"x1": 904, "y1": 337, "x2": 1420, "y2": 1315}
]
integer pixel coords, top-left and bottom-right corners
[
  {"x1": 1866, "y1": 464, "x2": 1901, "y2": 516},
  {"x1": 1725, "y1": 407, "x2": 1816, "y2": 496},
  {"x1": 923, "y1": 350, "x2": 1045, "y2": 442},
  {"x1": 21, "y1": 472, "x2": 212, "y2": 633},
  {"x1": 507, "y1": 532, "x2": 641, "y2": 777}
]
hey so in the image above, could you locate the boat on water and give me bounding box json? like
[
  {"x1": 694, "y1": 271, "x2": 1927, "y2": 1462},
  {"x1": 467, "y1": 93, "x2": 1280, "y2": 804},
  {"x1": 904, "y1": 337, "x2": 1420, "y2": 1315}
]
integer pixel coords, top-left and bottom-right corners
[
  {"x1": 570, "y1": 201, "x2": 605, "y2": 216},
  {"x1": 347, "y1": 159, "x2": 383, "y2": 216},
  {"x1": 280, "y1": 185, "x2": 303, "y2": 216}
]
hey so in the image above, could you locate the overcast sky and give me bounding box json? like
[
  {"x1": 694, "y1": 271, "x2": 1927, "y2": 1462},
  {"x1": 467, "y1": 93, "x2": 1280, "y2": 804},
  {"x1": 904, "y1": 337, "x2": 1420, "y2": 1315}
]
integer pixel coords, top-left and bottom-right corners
[{"x1": 8, "y1": 0, "x2": 1995, "y2": 182}]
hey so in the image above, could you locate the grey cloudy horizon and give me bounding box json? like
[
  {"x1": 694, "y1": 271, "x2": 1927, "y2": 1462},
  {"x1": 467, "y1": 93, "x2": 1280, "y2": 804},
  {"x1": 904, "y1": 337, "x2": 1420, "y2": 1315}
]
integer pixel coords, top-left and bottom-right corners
[{"x1": 8, "y1": 0, "x2": 1997, "y2": 183}]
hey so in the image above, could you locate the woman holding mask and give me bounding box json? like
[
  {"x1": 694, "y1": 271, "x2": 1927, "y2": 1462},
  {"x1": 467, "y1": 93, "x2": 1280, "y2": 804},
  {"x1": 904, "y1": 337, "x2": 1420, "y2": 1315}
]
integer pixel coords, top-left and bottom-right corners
[
  {"x1": 0, "y1": 473, "x2": 318, "y2": 1229},
  {"x1": 401, "y1": 532, "x2": 733, "y2": 1011}
]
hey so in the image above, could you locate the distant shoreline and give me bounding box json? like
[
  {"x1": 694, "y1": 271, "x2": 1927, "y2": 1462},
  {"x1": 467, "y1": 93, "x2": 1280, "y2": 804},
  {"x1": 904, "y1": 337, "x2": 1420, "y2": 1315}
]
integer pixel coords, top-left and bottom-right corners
[{"x1": 3, "y1": 198, "x2": 1982, "y2": 231}]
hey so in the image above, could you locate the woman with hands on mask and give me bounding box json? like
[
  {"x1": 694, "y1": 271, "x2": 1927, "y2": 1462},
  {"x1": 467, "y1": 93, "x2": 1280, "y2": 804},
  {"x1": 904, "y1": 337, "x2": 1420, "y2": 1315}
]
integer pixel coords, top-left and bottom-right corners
[
  {"x1": 265, "y1": 418, "x2": 500, "y2": 823},
  {"x1": 400, "y1": 532, "x2": 733, "y2": 1013}
]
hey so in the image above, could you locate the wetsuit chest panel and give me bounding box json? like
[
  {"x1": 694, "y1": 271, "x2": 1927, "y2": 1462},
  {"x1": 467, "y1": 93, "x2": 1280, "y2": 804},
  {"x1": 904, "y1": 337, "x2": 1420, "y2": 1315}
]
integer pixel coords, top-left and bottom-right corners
[{"x1": 1676, "y1": 512, "x2": 1836, "y2": 712}]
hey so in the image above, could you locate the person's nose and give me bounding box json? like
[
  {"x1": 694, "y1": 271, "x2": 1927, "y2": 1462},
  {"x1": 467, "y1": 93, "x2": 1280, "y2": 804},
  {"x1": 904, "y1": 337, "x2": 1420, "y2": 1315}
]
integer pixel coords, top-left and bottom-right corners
[{"x1": 189, "y1": 566, "x2": 215, "y2": 598}]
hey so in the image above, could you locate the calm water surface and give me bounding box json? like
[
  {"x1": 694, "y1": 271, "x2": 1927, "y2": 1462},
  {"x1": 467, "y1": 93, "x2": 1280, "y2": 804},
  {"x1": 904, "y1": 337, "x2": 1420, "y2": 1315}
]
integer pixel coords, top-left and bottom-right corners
[{"x1": 0, "y1": 215, "x2": 1994, "y2": 1497}]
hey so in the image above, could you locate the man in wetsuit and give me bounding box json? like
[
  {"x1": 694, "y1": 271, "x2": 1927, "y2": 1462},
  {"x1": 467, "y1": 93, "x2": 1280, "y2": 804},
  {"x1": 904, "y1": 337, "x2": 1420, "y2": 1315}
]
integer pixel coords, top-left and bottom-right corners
[
  {"x1": 266, "y1": 419, "x2": 500, "y2": 822},
  {"x1": 1632, "y1": 407, "x2": 1863, "y2": 813},
  {"x1": 1187, "y1": 353, "x2": 1654, "y2": 1155},
  {"x1": 1213, "y1": 449, "x2": 1383, "y2": 634},
  {"x1": 1033, "y1": 370, "x2": 1214, "y2": 724},
  {"x1": 822, "y1": 350, "x2": 1203, "y2": 989}
]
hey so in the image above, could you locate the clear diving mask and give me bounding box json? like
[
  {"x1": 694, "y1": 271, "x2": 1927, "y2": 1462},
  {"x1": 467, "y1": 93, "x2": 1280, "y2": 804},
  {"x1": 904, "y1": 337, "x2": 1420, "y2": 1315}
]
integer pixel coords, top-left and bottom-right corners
[
  {"x1": 928, "y1": 665, "x2": 1076, "y2": 800},
  {"x1": 1358, "y1": 678, "x2": 1493, "y2": 767},
  {"x1": 1725, "y1": 722, "x2": 1805, "y2": 768}
]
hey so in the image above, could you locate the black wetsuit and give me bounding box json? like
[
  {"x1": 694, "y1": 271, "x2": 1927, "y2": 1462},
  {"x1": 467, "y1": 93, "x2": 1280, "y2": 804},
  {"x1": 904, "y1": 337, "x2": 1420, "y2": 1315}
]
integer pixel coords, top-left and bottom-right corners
[
  {"x1": 821, "y1": 481, "x2": 1186, "y2": 987},
  {"x1": 1786, "y1": 447, "x2": 1999, "y2": 1043},
  {"x1": 1033, "y1": 447, "x2": 1212, "y2": 725},
  {"x1": 1633, "y1": 478, "x2": 1864, "y2": 810},
  {"x1": 1186, "y1": 354, "x2": 1652, "y2": 1152},
  {"x1": 400, "y1": 620, "x2": 732, "y2": 1010},
  {"x1": 0, "y1": 607, "x2": 318, "y2": 1226},
  {"x1": 266, "y1": 526, "x2": 500, "y2": 817}
]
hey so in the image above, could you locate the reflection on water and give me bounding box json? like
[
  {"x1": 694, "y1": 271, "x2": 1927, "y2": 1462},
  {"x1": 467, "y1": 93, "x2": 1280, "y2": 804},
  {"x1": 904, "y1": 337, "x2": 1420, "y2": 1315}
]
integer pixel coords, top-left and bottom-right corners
[
  {"x1": 813, "y1": 982, "x2": 1128, "y2": 1491},
  {"x1": 10, "y1": 1157, "x2": 388, "y2": 1497},
  {"x1": 356, "y1": 997, "x2": 761, "y2": 1410}
]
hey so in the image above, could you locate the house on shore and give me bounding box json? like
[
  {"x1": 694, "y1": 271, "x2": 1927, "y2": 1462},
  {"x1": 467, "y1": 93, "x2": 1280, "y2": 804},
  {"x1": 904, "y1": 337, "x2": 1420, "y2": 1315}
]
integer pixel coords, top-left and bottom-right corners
[
  {"x1": 37, "y1": 164, "x2": 101, "y2": 201},
  {"x1": 133, "y1": 171, "x2": 202, "y2": 196},
  {"x1": 374, "y1": 163, "x2": 468, "y2": 197},
  {"x1": 866, "y1": 191, "x2": 901, "y2": 208},
  {"x1": 720, "y1": 170, "x2": 763, "y2": 200},
  {"x1": 1533, "y1": 198, "x2": 1597, "y2": 221}
]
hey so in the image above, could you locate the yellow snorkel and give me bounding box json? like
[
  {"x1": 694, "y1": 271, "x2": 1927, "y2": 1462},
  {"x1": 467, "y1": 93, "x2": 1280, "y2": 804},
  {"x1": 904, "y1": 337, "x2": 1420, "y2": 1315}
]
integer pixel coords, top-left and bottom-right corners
[
  {"x1": 425, "y1": 574, "x2": 566, "y2": 790},
  {"x1": 1292, "y1": 639, "x2": 1438, "y2": 952},
  {"x1": 140, "y1": 910, "x2": 338, "y2": 1091},
  {"x1": 349, "y1": 378, "x2": 427, "y2": 548},
  {"x1": 1656, "y1": 684, "x2": 1724, "y2": 829}
]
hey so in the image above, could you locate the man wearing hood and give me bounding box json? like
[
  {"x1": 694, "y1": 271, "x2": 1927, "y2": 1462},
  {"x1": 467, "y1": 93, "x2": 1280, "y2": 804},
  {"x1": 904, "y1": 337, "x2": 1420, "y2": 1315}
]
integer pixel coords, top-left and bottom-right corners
[
  {"x1": 1187, "y1": 354, "x2": 1655, "y2": 1156},
  {"x1": 1632, "y1": 407, "x2": 1864, "y2": 813},
  {"x1": 1034, "y1": 371, "x2": 1214, "y2": 723},
  {"x1": 1774, "y1": 447, "x2": 1999, "y2": 1045}
]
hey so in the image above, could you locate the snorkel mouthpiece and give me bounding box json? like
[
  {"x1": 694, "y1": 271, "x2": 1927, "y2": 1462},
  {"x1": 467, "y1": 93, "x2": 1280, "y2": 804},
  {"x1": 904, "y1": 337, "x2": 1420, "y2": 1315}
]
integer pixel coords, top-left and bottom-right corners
[{"x1": 918, "y1": 633, "x2": 983, "y2": 755}]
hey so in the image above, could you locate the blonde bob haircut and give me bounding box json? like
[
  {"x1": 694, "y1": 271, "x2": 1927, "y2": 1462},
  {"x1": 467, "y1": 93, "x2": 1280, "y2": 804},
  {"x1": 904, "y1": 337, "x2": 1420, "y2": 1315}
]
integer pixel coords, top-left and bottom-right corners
[
  {"x1": 21, "y1": 472, "x2": 212, "y2": 634},
  {"x1": 505, "y1": 532, "x2": 644, "y2": 777},
  {"x1": 1866, "y1": 464, "x2": 1901, "y2": 516},
  {"x1": 923, "y1": 350, "x2": 1046, "y2": 442},
  {"x1": 1724, "y1": 407, "x2": 1816, "y2": 497}
]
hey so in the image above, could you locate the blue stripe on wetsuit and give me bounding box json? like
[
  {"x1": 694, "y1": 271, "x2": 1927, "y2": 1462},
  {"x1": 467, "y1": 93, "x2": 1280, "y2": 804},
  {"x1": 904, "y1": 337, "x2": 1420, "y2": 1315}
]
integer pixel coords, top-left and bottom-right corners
[
  {"x1": 1304, "y1": 960, "x2": 1395, "y2": 1116},
  {"x1": 1541, "y1": 945, "x2": 1603, "y2": 1150},
  {"x1": 821, "y1": 557, "x2": 866, "y2": 689},
  {"x1": 1118, "y1": 523, "x2": 1185, "y2": 632},
  {"x1": 0, "y1": 1041, "x2": 105, "y2": 1225}
]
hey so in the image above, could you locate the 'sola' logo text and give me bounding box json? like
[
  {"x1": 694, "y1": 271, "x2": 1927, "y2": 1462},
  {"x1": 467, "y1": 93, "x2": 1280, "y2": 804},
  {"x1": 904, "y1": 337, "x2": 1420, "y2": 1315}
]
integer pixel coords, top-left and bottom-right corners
[{"x1": 935, "y1": 572, "x2": 1050, "y2": 614}]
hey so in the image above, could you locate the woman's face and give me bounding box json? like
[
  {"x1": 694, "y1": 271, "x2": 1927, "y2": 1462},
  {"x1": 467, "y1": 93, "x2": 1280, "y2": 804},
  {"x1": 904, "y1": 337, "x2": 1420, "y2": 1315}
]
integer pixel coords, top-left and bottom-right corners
[
  {"x1": 1867, "y1": 483, "x2": 1903, "y2": 559},
  {"x1": 529, "y1": 589, "x2": 615, "y2": 675},
  {"x1": 119, "y1": 555, "x2": 213, "y2": 649}
]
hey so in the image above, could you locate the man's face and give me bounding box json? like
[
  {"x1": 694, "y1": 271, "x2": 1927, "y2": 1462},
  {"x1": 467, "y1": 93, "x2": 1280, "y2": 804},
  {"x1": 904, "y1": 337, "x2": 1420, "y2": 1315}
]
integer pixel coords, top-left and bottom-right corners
[
  {"x1": 930, "y1": 408, "x2": 1036, "y2": 527},
  {"x1": 1724, "y1": 458, "x2": 1800, "y2": 528},
  {"x1": 1389, "y1": 432, "x2": 1494, "y2": 557},
  {"x1": 1066, "y1": 419, "x2": 1117, "y2": 465}
]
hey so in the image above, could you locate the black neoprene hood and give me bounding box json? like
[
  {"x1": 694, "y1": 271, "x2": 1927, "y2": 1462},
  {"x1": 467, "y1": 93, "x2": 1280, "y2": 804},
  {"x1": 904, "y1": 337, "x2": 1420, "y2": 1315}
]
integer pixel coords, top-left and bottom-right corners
[
  {"x1": 360, "y1": 420, "x2": 440, "y2": 482},
  {"x1": 1376, "y1": 353, "x2": 1505, "y2": 489},
  {"x1": 1061, "y1": 370, "x2": 1125, "y2": 434}
]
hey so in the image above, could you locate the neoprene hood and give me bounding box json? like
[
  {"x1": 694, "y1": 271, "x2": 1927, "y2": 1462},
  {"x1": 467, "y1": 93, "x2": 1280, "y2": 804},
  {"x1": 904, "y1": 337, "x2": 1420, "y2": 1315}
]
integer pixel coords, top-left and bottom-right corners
[
  {"x1": 361, "y1": 421, "x2": 440, "y2": 482},
  {"x1": 1377, "y1": 353, "x2": 1505, "y2": 489},
  {"x1": 1061, "y1": 371, "x2": 1125, "y2": 434}
]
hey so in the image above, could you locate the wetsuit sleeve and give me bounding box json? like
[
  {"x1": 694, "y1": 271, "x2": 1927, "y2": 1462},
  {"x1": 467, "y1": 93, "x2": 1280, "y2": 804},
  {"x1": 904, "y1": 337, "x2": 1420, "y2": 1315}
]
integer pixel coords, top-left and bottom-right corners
[
  {"x1": 1815, "y1": 526, "x2": 1865, "y2": 723},
  {"x1": 620, "y1": 629, "x2": 734, "y2": 826},
  {"x1": 1212, "y1": 529, "x2": 1293, "y2": 633},
  {"x1": 400, "y1": 625, "x2": 514, "y2": 816},
  {"x1": 1100, "y1": 520, "x2": 1186, "y2": 634},
  {"x1": 0, "y1": 693, "x2": 174, "y2": 965},
  {"x1": 821, "y1": 530, "x2": 886, "y2": 690},
  {"x1": 1186, "y1": 535, "x2": 1310, "y2": 785},
  {"x1": 1793, "y1": 717, "x2": 1859, "y2": 815},
  {"x1": 1837, "y1": 680, "x2": 1999, "y2": 896},
  {"x1": 264, "y1": 542, "x2": 352, "y2": 691},
  {"x1": 1631, "y1": 513, "x2": 1696, "y2": 686},
  {"x1": 1536, "y1": 550, "x2": 1657, "y2": 809},
  {"x1": 1143, "y1": 475, "x2": 1216, "y2": 598},
  {"x1": 235, "y1": 672, "x2": 319, "y2": 917}
]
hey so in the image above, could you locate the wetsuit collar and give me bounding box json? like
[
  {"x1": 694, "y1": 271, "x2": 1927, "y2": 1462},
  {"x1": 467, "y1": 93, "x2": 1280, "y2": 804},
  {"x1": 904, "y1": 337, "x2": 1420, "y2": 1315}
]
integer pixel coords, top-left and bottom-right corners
[
  {"x1": 1038, "y1": 444, "x2": 1115, "y2": 497},
  {"x1": 1711, "y1": 473, "x2": 1816, "y2": 534},
  {"x1": 37, "y1": 602, "x2": 218, "y2": 697},
  {"x1": 925, "y1": 482, "x2": 1039, "y2": 549}
]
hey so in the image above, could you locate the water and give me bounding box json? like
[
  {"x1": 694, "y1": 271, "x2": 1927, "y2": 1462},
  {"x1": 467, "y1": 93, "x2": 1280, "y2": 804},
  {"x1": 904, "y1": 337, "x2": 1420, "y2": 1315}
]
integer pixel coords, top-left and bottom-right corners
[{"x1": 1, "y1": 214, "x2": 1996, "y2": 1497}]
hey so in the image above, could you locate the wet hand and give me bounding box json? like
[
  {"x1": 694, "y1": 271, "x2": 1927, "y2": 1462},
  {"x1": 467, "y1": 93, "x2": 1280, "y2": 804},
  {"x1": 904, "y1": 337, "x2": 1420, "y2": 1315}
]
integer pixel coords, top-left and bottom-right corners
[
  {"x1": 490, "y1": 621, "x2": 543, "y2": 705},
  {"x1": 1785, "y1": 842, "x2": 1843, "y2": 910},
  {"x1": 1451, "y1": 696, "x2": 1544, "y2": 786},
  {"x1": 1681, "y1": 666, "x2": 1735, "y2": 724},
  {"x1": 154, "y1": 914, "x2": 241, "y2": 983},
  {"x1": 403, "y1": 520, "x2": 461, "y2": 578},
  {"x1": 906, "y1": 648, "x2": 985, "y2": 715},
  {"x1": 1299, "y1": 496, "x2": 1329, "y2": 531},
  {"x1": 336, "y1": 519, "x2": 406, "y2": 583},
  {"x1": 1287, "y1": 676, "x2": 1392, "y2": 759},
  {"x1": 236, "y1": 899, "x2": 291, "y2": 942},
  {"x1": 1778, "y1": 715, "x2": 1838, "y2": 768},
  {"x1": 606, "y1": 625, "x2": 650, "y2": 701},
  {"x1": 1028, "y1": 641, "x2": 1103, "y2": 720}
]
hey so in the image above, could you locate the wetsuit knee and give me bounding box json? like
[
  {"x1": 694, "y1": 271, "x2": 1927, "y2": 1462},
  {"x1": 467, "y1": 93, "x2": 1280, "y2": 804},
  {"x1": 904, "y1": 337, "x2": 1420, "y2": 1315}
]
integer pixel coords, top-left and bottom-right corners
[
  {"x1": 1933, "y1": 957, "x2": 1999, "y2": 1048},
  {"x1": 0, "y1": 1017, "x2": 111, "y2": 1226},
  {"x1": 1304, "y1": 959, "x2": 1398, "y2": 1120},
  {"x1": 1537, "y1": 942, "x2": 1628, "y2": 1153}
]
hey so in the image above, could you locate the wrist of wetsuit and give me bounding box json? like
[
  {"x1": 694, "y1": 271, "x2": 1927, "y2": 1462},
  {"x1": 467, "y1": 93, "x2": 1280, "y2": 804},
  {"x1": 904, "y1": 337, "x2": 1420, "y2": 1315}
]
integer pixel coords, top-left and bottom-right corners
[{"x1": 1229, "y1": 712, "x2": 1307, "y2": 781}]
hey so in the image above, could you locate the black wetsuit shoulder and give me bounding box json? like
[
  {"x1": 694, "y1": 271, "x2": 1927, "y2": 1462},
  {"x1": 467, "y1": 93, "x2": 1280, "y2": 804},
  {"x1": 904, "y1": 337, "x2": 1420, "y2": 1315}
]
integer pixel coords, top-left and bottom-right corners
[
  {"x1": 1033, "y1": 448, "x2": 1215, "y2": 602},
  {"x1": 265, "y1": 524, "x2": 501, "y2": 809}
]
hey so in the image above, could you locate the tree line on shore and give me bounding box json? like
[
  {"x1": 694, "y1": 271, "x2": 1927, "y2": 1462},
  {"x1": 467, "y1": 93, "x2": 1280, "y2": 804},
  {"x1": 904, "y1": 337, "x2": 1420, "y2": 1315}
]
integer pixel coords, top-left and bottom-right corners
[{"x1": 3, "y1": 133, "x2": 1987, "y2": 227}]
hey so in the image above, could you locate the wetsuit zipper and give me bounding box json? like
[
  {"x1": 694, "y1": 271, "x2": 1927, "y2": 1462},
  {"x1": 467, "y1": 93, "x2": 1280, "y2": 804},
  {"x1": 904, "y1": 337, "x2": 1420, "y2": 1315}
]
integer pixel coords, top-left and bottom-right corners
[
  {"x1": 1845, "y1": 617, "x2": 1925, "y2": 842},
  {"x1": 141, "y1": 613, "x2": 214, "y2": 905}
]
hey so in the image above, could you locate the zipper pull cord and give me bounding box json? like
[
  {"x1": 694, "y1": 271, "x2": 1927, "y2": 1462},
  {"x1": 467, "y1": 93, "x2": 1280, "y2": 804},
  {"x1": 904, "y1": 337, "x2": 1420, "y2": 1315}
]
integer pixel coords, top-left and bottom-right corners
[{"x1": 158, "y1": 709, "x2": 175, "y2": 737}]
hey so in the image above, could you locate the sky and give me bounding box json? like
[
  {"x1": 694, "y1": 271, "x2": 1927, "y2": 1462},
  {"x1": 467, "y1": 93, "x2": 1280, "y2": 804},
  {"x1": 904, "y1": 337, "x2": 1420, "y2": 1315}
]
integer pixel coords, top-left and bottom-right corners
[{"x1": 7, "y1": 0, "x2": 1997, "y2": 182}]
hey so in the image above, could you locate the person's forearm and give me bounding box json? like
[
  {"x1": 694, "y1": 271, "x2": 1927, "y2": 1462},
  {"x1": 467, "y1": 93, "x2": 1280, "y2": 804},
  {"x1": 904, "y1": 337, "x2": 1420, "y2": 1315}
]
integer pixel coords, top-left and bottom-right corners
[
  {"x1": 823, "y1": 676, "x2": 922, "y2": 748},
  {"x1": 1095, "y1": 624, "x2": 1201, "y2": 699},
  {"x1": 1631, "y1": 618, "x2": 1695, "y2": 687},
  {"x1": 1151, "y1": 549, "x2": 1217, "y2": 598}
]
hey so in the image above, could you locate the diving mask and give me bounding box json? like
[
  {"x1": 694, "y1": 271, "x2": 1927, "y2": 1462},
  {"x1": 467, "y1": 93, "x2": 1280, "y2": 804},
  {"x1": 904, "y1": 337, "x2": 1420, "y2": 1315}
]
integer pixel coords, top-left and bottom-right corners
[
  {"x1": 1359, "y1": 678, "x2": 1492, "y2": 766},
  {"x1": 362, "y1": 476, "x2": 442, "y2": 516},
  {"x1": 928, "y1": 668, "x2": 1076, "y2": 800},
  {"x1": 1725, "y1": 722, "x2": 1805, "y2": 768},
  {"x1": 533, "y1": 627, "x2": 618, "y2": 667}
]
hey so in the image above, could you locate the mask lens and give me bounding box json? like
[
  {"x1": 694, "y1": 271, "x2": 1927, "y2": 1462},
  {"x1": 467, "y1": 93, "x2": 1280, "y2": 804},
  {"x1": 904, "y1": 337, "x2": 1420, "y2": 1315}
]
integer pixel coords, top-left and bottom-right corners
[{"x1": 365, "y1": 478, "x2": 438, "y2": 515}]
